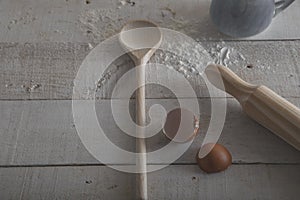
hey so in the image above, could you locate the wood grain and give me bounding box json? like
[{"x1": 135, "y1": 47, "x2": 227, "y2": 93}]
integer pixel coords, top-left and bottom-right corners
[
  {"x1": 0, "y1": 164, "x2": 299, "y2": 200},
  {"x1": 0, "y1": 99, "x2": 299, "y2": 166},
  {"x1": 1, "y1": 1, "x2": 300, "y2": 199},
  {"x1": 0, "y1": 0, "x2": 299, "y2": 42},
  {"x1": 0, "y1": 41, "x2": 299, "y2": 100}
]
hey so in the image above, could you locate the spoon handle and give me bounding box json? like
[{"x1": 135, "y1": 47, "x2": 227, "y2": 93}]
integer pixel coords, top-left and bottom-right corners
[
  {"x1": 135, "y1": 59, "x2": 148, "y2": 200},
  {"x1": 205, "y1": 64, "x2": 300, "y2": 151}
]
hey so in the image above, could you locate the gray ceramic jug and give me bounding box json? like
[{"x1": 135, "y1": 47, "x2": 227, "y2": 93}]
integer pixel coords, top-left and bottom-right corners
[{"x1": 210, "y1": 0, "x2": 295, "y2": 37}]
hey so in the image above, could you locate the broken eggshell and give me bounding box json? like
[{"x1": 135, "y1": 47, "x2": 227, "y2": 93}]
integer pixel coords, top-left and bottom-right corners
[{"x1": 163, "y1": 108, "x2": 199, "y2": 143}]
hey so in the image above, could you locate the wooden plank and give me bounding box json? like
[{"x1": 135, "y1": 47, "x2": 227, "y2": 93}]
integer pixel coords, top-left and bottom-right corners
[
  {"x1": 0, "y1": 0, "x2": 299, "y2": 43},
  {"x1": 149, "y1": 164, "x2": 300, "y2": 200},
  {"x1": 0, "y1": 41, "x2": 299, "y2": 100},
  {"x1": 0, "y1": 164, "x2": 299, "y2": 200},
  {"x1": 1, "y1": 99, "x2": 299, "y2": 166},
  {"x1": 0, "y1": 165, "x2": 134, "y2": 200}
]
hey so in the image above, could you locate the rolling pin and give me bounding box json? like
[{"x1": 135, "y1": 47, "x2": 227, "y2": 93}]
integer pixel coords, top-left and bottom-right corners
[{"x1": 205, "y1": 64, "x2": 300, "y2": 151}]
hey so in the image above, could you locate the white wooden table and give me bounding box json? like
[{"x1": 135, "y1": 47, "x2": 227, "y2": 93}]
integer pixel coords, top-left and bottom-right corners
[{"x1": 0, "y1": 0, "x2": 299, "y2": 199}]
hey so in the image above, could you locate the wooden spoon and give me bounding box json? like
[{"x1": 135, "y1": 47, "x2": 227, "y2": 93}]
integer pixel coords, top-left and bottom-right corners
[
  {"x1": 205, "y1": 64, "x2": 300, "y2": 151},
  {"x1": 119, "y1": 20, "x2": 162, "y2": 200}
]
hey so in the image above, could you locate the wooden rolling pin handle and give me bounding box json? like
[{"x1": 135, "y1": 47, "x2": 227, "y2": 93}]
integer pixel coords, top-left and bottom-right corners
[{"x1": 205, "y1": 64, "x2": 300, "y2": 151}]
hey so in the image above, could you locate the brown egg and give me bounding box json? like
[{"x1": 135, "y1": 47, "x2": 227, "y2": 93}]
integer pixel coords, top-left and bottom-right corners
[
  {"x1": 196, "y1": 143, "x2": 232, "y2": 173},
  {"x1": 163, "y1": 108, "x2": 199, "y2": 143}
]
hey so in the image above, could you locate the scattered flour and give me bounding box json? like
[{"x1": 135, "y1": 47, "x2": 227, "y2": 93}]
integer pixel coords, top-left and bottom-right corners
[
  {"x1": 88, "y1": 43, "x2": 94, "y2": 49},
  {"x1": 218, "y1": 47, "x2": 231, "y2": 66},
  {"x1": 151, "y1": 40, "x2": 248, "y2": 79},
  {"x1": 94, "y1": 40, "x2": 248, "y2": 91},
  {"x1": 152, "y1": 42, "x2": 208, "y2": 79},
  {"x1": 78, "y1": 7, "x2": 250, "y2": 92},
  {"x1": 96, "y1": 64, "x2": 119, "y2": 90},
  {"x1": 78, "y1": 5, "x2": 213, "y2": 43},
  {"x1": 21, "y1": 82, "x2": 41, "y2": 93},
  {"x1": 28, "y1": 84, "x2": 41, "y2": 92},
  {"x1": 78, "y1": 9, "x2": 129, "y2": 43},
  {"x1": 207, "y1": 43, "x2": 273, "y2": 73},
  {"x1": 54, "y1": 29, "x2": 65, "y2": 34},
  {"x1": 207, "y1": 43, "x2": 247, "y2": 67},
  {"x1": 120, "y1": 0, "x2": 127, "y2": 6},
  {"x1": 5, "y1": 83, "x2": 12, "y2": 88},
  {"x1": 7, "y1": 9, "x2": 36, "y2": 30},
  {"x1": 119, "y1": 0, "x2": 136, "y2": 7}
]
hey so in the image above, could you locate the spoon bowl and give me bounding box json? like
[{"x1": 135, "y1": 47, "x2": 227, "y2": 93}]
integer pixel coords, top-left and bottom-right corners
[{"x1": 119, "y1": 20, "x2": 162, "y2": 63}]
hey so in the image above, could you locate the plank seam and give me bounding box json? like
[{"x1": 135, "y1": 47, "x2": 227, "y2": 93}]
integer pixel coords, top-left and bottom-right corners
[{"x1": 0, "y1": 162, "x2": 299, "y2": 168}]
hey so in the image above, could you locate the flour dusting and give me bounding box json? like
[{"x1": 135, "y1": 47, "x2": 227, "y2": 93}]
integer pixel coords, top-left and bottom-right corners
[
  {"x1": 78, "y1": 9, "x2": 128, "y2": 43},
  {"x1": 5, "y1": 83, "x2": 12, "y2": 88},
  {"x1": 28, "y1": 84, "x2": 41, "y2": 92},
  {"x1": 78, "y1": 7, "x2": 249, "y2": 92},
  {"x1": 96, "y1": 64, "x2": 119, "y2": 90},
  {"x1": 7, "y1": 8, "x2": 36, "y2": 30},
  {"x1": 207, "y1": 43, "x2": 247, "y2": 67},
  {"x1": 152, "y1": 41, "x2": 209, "y2": 79},
  {"x1": 151, "y1": 40, "x2": 248, "y2": 79},
  {"x1": 21, "y1": 81, "x2": 41, "y2": 93},
  {"x1": 119, "y1": 0, "x2": 136, "y2": 7},
  {"x1": 94, "y1": 40, "x2": 248, "y2": 90}
]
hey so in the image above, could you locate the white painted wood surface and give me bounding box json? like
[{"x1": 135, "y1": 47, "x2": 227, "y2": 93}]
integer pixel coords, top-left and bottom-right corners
[
  {"x1": 0, "y1": 0, "x2": 300, "y2": 199},
  {"x1": 0, "y1": 41, "x2": 299, "y2": 100},
  {"x1": 0, "y1": 99, "x2": 299, "y2": 166},
  {"x1": 0, "y1": 165, "x2": 299, "y2": 200},
  {"x1": 0, "y1": 0, "x2": 300, "y2": 43}
]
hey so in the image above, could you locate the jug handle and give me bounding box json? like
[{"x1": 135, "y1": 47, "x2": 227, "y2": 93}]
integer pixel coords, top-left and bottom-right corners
[{"x1": 274, "y1": 0, "x2": 295, "y2": 17}]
